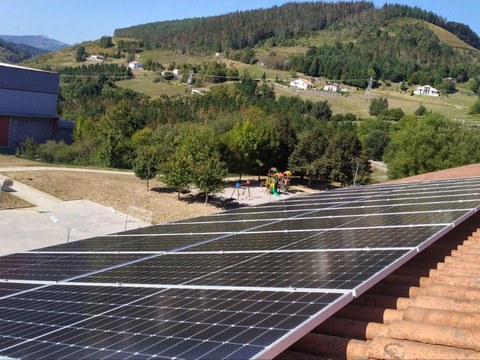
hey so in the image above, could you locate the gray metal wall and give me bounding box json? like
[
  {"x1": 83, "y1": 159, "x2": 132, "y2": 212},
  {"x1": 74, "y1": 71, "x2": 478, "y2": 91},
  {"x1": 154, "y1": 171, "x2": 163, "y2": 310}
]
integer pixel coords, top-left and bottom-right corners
[
  {"x1": 0, "y1": 89, "x2": 58, "y2": 118},
  {"x1": 0, "y1": 65, "x2": 59, "y2": 94},
  {"x1": 8, "y1": 117, "x2": 54, "y2": 148},
  {"x1": 0, "y1": 64, "x2": 59, "y2": 118}
]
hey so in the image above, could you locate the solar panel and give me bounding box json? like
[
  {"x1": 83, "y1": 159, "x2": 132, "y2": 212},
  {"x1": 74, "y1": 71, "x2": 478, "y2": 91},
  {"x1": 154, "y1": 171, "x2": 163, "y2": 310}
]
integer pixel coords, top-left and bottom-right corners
[
  {"x1": 1, "y1": 176, "x2": 480, "y2": 359},
  {"x1": 79, "y1": 250, "x2": 411, "y2": 290},
  {"x1": 0, "y1": 253, "x2": 144, "y2": 281},
  {"x1": 0, "y1": 285, "x2": 348, "y2": 360},
  {"x1": 39, "y1": 233, "x2": 217, "y2": 253}
]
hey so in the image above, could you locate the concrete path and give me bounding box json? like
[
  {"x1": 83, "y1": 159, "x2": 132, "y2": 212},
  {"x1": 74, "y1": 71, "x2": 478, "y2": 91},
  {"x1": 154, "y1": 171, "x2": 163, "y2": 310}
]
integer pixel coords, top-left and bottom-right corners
[
  {"x1": 0, "y1": 173, "x2": 148, "y2": 257},
  {"x1": 0, "y1": 166, "x2": 134, "y2": 175}
]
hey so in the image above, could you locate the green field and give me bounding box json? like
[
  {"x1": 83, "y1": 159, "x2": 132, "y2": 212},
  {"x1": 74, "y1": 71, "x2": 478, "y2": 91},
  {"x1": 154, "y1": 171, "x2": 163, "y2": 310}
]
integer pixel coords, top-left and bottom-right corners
[
  {"x1": 117, "y1": 77, "x2": 188, "y2": 98},
  {"x1": 274, "y1": 83, "x2": 480, "y2": 122}
]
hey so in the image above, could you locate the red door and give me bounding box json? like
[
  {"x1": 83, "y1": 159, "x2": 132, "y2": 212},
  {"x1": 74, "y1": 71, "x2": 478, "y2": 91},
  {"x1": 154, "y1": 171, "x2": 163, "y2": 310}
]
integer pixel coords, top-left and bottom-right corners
[{"x1": 0, "y1": 116, "x2": 9, "y2": 147}]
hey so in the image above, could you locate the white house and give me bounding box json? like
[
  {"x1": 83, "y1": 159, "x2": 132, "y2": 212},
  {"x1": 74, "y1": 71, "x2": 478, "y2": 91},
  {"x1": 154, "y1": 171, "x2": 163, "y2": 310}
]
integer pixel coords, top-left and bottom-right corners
[
  {"x1": 414, "y1": 85, "x2": 440, "y2": 97},
  {"x1": 289, "y1": 78, "x2": 315, "y2": 90},
  {"x1": 128, "y1": 61, "x2": 143, "y2": 69},
  {"x1": 88, "y1": 55, "x2": 105, "y2": 61},
  {"x1": 323, "y1": 82, "x2": 341, "y2": 92}
]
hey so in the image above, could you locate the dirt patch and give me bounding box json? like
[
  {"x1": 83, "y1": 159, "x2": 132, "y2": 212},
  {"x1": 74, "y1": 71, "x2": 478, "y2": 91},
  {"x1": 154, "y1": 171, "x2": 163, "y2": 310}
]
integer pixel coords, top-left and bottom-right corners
[
  {"x1": 0, "y1": 155, "x2": 41, "y2": 167},
  {"x1": 0, "y1": 192, "x2": 34, "y2": 210},
  {"x1": 4, "y1": 171, "x2": 223, "y2": 223}
]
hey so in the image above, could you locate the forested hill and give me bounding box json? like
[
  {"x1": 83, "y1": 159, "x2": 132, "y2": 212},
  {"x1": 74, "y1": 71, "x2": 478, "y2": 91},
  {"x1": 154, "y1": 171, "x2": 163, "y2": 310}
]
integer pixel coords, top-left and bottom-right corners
[
  {"x1": 114, "y1": 2, "x2": 480, "y2": 52},
  {"x1": 0, "y1": 38, "x2": 45, "y2": 63}
]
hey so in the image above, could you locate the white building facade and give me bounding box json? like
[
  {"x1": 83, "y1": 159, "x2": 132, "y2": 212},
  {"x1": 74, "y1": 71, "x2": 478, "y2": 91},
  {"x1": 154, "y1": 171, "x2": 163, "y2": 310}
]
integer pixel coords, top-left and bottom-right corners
[
  {"x1": 289, "y1": 78, "x2": 314, "y2": 90},
  {"x1": 414, "y1": 85, "x2": 440, "y2": 97}
]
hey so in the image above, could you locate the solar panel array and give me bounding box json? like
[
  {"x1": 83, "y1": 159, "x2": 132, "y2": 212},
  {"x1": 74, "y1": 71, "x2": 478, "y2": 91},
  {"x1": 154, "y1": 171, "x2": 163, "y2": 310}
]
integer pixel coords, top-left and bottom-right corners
[{"x1": 1, "y1": 177, "x2": 480, "y2": 359}]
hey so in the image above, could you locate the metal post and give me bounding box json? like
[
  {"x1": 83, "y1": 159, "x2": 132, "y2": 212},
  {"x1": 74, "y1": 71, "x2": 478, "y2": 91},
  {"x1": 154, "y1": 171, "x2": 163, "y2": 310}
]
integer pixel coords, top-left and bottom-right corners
[
  {"x1": 67, "y1": 228, "x2": 76, "y2": 242},
  {"x1": 353, "y1": 159, "x2": 360, "y2": 186}
]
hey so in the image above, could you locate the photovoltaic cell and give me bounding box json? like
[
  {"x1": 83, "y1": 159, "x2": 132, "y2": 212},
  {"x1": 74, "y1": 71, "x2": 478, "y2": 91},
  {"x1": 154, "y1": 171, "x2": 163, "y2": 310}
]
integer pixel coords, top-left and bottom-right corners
[
  {"x1": 116, "y1": 219, "x2": 271, "y2": 235},
  {"x1": 80, "y1": 250, "x2": 410, "y2": 290},
  {"x1": 250, "y1": 210, "x2": 461, "y2": 233},
  {"x1": 187, "y1": 225, "x2": 446, "y2": 252},
  {"x1": 39, "y1": 233, "x2": 217, "y2": 253},
  {"x1": 0, "y1": 253, "x2": 143, "y2": 281},
  {"x1": 0, "y1": 285, "x2": 345, "y2": 360},
  {"x1": 0, "y1": 282, "x2": 39, "y2": 298}
]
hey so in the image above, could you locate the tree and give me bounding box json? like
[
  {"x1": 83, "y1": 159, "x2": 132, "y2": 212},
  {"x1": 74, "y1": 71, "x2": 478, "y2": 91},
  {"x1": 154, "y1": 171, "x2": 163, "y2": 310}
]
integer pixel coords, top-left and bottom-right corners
[
  {"x1": 193, "y1": 151, "x2": 227, "y2": 205},
  {"x1": 159, "y1": 146, "x2": 192, "y2": 199},
  {"x1": 272, "y1": 115, "x2": 297, "y2": 170},
  {"x1": 75, "y1": 46, "x2": 87, "y2": 62},
  {"x1": 415, "y1": 104, "x2": 427, "y2": 116},
  {"x1": 158, "y1": 124, "x2": 227, "y2": 204},
  {"x1": 381, "y1": 108, "x2": 405, "y2": 121},
  {"x1": 99, "y1": 36, "x2": 113, "y2": 48},
  {"x1": 363, "y1": 130, "x2": 389, "y2": 161},
  {"x1": 383, "y1": 113, "x2": 480, "y2": 179},
  {"x1": 321, "y1": 131, "x2": 370, "y2": 186},
  {"x1": 229, "y1": 111, "x2": 278, "y2": 178},
  {"x1": 369, "y1": 97, "x2": 388, "y2": 116},
  {"x1": 288, "y1": 126, "x2": 328, "y2": 186},
  {"x1": 133, "y1": 147, "x2": 158, "y2": 190},
  {"x1": 469, "y1": 98, "x2": 480, "y2": 115},
  {"x1": 310, "y1": 101, "x2": 332, "y2": 120}
]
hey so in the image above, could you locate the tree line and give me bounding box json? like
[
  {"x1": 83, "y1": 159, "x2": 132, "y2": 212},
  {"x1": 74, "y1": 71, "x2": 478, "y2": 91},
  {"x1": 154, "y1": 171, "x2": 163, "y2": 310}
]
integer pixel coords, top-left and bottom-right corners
[
  {"x1": 284, "y1": 24, "x2": 480, "y2": 87},
  {"x1": 18, "y1": 72, "x2": 480, "y2": 203},
  {"x1": 113, "y1": 2, "x2": 480, "y2": 53}
]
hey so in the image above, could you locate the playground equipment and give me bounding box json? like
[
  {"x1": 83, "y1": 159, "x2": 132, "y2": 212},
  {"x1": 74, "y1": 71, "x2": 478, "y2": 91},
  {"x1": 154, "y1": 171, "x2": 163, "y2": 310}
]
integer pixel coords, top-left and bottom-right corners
[
  {"x1": 230, "y1": 180, "x2": 251, "y2": 201},
  {"x1": 263, "y1": 167, "x2": 292, "y2": 196}
]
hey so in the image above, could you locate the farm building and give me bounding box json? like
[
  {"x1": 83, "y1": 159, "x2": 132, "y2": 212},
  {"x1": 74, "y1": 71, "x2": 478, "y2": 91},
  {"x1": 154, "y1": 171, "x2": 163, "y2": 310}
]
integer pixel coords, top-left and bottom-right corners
[
  {"x1": 323, "y1": 82, "x2": 341, "y2": 92},
  {"x1": 289, "y1": 78, "x2": 315, "y2": 90},
  {"x1": 128, "y1": 60, "x2": 143, "y2": 69},
  {"x1": 0, "y1": 63, "x2": 73, "y2": 152},
  {"x1": 414, "y1": 85, "x2": 440, "y2": 97},
  {"x1": 88, "y1": 54, "x2": 105, "y2": 61}
]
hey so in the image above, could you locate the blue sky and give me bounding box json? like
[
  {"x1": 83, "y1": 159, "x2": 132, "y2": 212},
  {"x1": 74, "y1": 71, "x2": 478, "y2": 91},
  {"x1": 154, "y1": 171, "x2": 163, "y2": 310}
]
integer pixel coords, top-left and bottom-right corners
[{"x1": 0, "y1": 0, "x2": 478, "y2": 45}]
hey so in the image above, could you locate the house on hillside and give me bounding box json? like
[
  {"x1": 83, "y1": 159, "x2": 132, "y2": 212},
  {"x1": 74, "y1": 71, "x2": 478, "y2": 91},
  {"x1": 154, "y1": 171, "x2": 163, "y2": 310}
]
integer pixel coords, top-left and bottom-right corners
[
  {"x1": 289, "y1": 78, "x2": 315, "y2": 90},
  {"x1": 128, "y1": 61, "x2": 143, "y2": 69},
  {"x1": 0, "y1": 63, "x2": 73, "y2": 152},
  {"x1": 323, "y1": 82, "x2": 341, "y2": 92},
  {"x1": 414, "y1": 85, "x2": 440, "y2": 97},
  {"x1": 88, "y1": 54, "x2": 105, "y2": 61}
]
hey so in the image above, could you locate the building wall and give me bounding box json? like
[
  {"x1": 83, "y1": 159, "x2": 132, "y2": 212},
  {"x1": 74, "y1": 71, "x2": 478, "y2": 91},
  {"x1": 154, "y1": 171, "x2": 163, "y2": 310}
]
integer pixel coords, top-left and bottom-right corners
[
  {"x1": 0, "y1": 64, "x2": 65, "y2": 151},
  {"x1": 0, "y1": 65, "x2": 59, "y2": 95},
  {"x1": 8, "y1": 117, "x2": 55, "y2": 149},
  {"x1": 0, "y1": 89, "x2": 58, "y2": 118}
]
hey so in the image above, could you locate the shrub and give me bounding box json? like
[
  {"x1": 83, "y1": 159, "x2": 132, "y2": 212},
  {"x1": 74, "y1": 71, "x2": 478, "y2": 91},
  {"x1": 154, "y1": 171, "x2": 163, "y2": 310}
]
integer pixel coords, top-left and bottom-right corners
[
  {"x1": 415, "y1": 105, "x2": 427, "y2": 116},
  {"x1": 37, "y1": 140, "x2": 81, "y2": 164},
  {"x1": 18, "y1": 137, "x2": 39, "y2": 160}
]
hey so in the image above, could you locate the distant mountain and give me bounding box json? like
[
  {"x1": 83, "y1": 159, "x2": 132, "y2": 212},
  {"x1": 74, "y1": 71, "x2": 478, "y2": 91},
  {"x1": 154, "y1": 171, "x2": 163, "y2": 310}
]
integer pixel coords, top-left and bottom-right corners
[
  {"x1": 0, "y1": 38, "x2": 45, "y2": 63},
  {"x1": 0, "y1": 35, "x2": 69, "y2": 52}
]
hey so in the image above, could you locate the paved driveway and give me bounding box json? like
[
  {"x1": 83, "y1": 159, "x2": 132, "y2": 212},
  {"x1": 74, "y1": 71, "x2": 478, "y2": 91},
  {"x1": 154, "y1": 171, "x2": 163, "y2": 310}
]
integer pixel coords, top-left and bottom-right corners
[{"x1": 0, "y1": 171, "x2": 148, "y2": 256}]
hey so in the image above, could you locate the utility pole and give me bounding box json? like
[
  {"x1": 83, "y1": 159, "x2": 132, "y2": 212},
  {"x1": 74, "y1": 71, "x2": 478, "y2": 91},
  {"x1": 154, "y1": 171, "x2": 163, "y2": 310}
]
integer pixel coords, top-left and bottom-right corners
[
  {"x1": 364, "y1": 77, "x2": 373, "y2": 102},
  {"x1": 186, "y1": 70, "x2": 194, "y2": 89}
]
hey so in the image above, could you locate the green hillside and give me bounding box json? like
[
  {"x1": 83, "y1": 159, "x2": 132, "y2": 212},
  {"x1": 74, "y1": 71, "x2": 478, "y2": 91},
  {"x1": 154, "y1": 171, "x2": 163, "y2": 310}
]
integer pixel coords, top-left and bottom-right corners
[
  {"x1": 0, "y1": 38, "x2": 44, "y2": 63},
  {"x1": 18, "y1": 2, "x2": 480, "y2": 123},
  {"x1": 114, "y1": 2, "x2": 480, "y2": 51}
]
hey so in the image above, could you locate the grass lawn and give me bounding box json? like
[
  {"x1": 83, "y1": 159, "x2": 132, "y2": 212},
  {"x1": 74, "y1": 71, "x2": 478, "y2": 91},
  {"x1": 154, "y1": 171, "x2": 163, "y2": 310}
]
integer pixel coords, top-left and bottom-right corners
[
  {"x1": 117, "y1": 77, "x2": 188, "y2": 98},
  {"x1": 274, "y1": 83, "x2": 480, "y2": 122}
]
